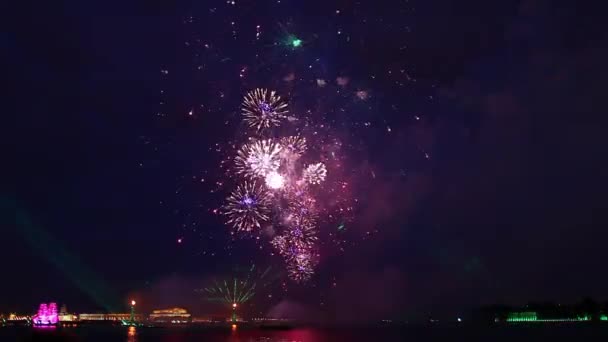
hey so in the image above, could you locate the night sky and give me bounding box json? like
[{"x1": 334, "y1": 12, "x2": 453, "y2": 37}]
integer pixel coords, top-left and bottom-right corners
[{"x1": 3, "y1": 0, "x2": 608, "y2": 321}]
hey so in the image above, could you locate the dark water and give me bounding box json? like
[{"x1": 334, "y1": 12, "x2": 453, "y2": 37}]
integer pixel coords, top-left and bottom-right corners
[{"x1": 3, "y1": 325, "x2": 608, "y2": 342}]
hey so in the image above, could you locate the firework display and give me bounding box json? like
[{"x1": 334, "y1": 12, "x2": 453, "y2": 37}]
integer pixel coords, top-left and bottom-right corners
[
  {"x1": 242, "y1": 88, "x2": 288, "y2": 131},
  {"x1": 303, "y1": 163, "x2": 327, "y2": 185},
  {"x1": 265, "y1": 171, "x2": 285, "y2": 190},
  {"x1": 280, "y1": 135, "x2": 307, "y2": 156},
  {"x1": 200, "y1": 264, "x2": 277, "y2": 321},
  {"x1": 235, "y1": 139, "x2": 282, "y2": 178},
  {"x1": 221, "y1": 88, "x2": 349, "y2": 282},
  {"x1": 287, "y1": 253, "x2": 315, "y2": 282},
  {"x1": 203, "y1": 277, "x2": 256, "y2": 305},
  {"x1": 224, "y1": 181, "x2": 271, "y2": 232}
]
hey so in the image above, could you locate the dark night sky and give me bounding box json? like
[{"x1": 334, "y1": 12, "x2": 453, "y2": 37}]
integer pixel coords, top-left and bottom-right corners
[{"x1": 3, "y1": 0, "x2": 608, "y2": 321}]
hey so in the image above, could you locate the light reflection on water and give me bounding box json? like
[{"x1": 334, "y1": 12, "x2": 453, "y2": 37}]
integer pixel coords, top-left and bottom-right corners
[
  {"x1": 7, "y1": 324, "x2": 608, "y2": 342},
  {"x1": 127, "y1": 326, "x2": 137, "y2": 342},
  {"x1": 225, "y1": 328, "x2": 316, "y2": 342},
  {"x1": 124, "y1": 325, "x2": 311, "y2": 342},
  {"x1": 13, "y1": 325, "x2": 408, "y2": 342}
]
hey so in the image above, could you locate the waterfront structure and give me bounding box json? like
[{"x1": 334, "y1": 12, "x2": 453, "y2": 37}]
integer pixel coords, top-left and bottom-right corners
[
  {"x1": 8, "y1": 313, "x2": 30, "y2": 321},
  {"x1": 78, "y1": 313, "x2": 145, "y2": 321},
  {"x1": 505, "y1": 311, "x2": 591, "y2": 322},
  {"x1": 58, "y1": 304, "x2": 76, "y2": 322},
  {"x1": 149, "y1": 307, "x2": 191, "y2": 323},
  {"x1": 58, "y1": 312, "x2": 77, "y2": 322}
]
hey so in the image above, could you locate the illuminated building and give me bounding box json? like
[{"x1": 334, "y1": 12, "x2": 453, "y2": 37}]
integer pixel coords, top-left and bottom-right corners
[
  {"x1": 58, "y1": 313, "x2": 77, "y2": 322},
  {"x1": 149, "y1": 308, "x2": 191, "y2": 323},
  {"x1": 506, "y1": 311, "x2": 537, "y2": 322},
  {"x1": 78, "y1": 313, "x2": 106, "y2": 321},
  {"x1": 8, "y1": 313, "x2": 31, "y2": 321},
  {"x1": 58, "y1": 304, "x2": 76, "y2": 322},
  {"x1": 78, "y1": 313, "x2": 145, "y2": 321},
  {"x1": 506, "y1": 311, "x2": 592, "y2": 323}
]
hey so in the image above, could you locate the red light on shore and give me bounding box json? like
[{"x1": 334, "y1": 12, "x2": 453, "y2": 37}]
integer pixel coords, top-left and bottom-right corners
[
  {"x1": 131, "y1": 300, "x2": 136, "y2": 306},
  {"x1": 232, "y1": 303, "x2": 237, "y2": 308}
]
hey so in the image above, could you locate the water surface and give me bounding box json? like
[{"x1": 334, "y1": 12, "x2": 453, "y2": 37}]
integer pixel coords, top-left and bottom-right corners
[{"x1": 4, "y1": 324, "x2": 608, "y2": 341}]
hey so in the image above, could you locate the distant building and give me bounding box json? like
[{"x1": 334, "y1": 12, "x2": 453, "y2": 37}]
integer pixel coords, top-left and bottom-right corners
[
  {"x1": 504, "y1": 311, "x2": 592, "y2": 323},
  {"x1": 506, "y1": 311, "x2": 537, "y2": 322},
  {"x1": 149, "y1": 308, "x2": 191, "y2": 323},
  {"x1": 58, "y1": 313, "x2": 77, "y2": 322},
  {"x1": 78, "y1": 313, "x2": 145, "y2": 322},
  {"x1": 8, "y1": 313, "x2": 30, "y2": 321},
  {"x1": 77, "y1": 313, "x2": 106, "y2": 321},
  {"x1": 58, "y1": 304, "x2": 76, "y2": 322}
]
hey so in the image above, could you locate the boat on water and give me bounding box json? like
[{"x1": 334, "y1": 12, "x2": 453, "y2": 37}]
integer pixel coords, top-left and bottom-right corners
[{"x1": 32, "y1": 303, "x2": 59, "y2": 327}]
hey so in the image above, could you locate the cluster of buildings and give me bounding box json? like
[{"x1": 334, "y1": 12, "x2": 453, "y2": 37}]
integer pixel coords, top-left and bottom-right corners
[
  {"x1": 502, "y1": 311, "x2": 608, "y2": 323},
  {"x1": 474, "y1": 299, "x2": 608, "y2": 324},
  {"x1": 77, "y1": 307, "x2": 192, "y2": 324},
  {"x1": 1, "y1": 305, "x2": 198, "y2": 326}
]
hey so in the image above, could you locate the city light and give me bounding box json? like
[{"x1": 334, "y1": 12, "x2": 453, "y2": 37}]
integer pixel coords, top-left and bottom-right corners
[
  {"x1": 131, "y1": 300, "x2": 136, "y2": 306},
  {"x1": 506, "y1": 311, "x2": 593, "y2": 322}
]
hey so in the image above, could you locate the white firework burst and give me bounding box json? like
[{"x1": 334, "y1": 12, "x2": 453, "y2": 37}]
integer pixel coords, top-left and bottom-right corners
[
  {"x1": 242, "y1": 88, "x2": 288, "y2": 131},
  {"x1": 265, "y1": 171, "x2": 286, "y2": 190},
  {"x1": 302, "y1": 162, "x2": 327, "y2": 185},
  {"x1": 235, "y1": 139, "x2": 283, "y2": 178}
]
